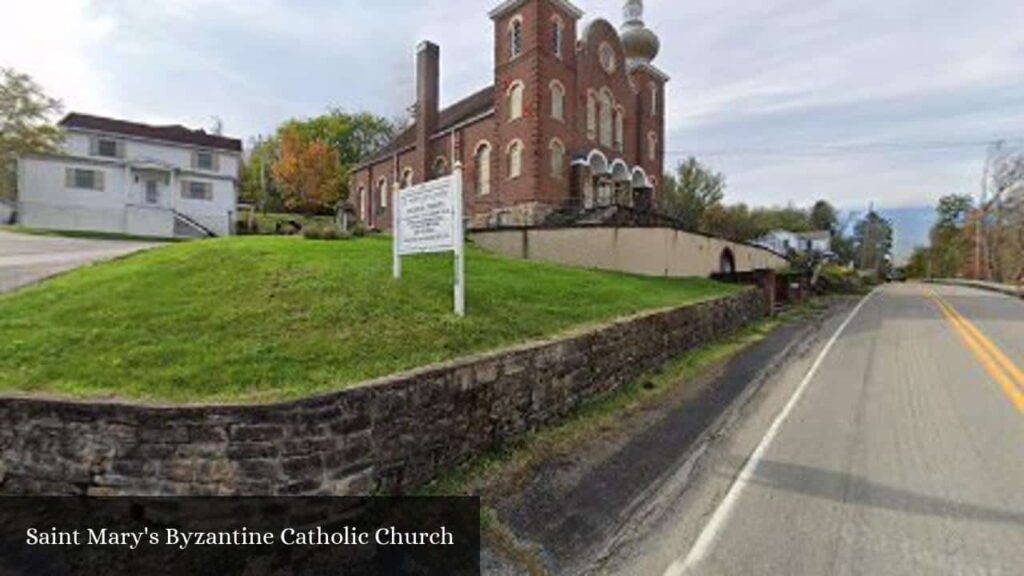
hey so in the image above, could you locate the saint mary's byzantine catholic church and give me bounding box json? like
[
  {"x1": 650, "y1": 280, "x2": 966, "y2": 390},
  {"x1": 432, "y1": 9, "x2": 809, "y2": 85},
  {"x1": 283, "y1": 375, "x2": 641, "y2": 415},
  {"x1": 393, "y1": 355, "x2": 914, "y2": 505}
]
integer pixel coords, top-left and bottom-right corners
[{"x1": 349, "y1": 0, "x2": 668, "y2": 230}]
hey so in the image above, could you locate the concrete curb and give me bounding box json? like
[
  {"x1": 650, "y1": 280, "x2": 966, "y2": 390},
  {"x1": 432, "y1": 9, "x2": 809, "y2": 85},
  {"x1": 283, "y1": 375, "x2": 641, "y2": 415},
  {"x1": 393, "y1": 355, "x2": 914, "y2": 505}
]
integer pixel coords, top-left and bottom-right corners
[{"x1": 925, "y1": 278, "x2": 1023, "y2": 299}]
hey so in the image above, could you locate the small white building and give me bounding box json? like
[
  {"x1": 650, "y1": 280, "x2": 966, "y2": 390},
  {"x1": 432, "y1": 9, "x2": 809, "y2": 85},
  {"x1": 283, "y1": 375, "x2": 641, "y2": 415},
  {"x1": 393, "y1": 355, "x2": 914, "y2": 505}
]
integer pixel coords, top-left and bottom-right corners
[
  {"x1": 16, "y1": 113, "x2": 242, "y2": 238},
  {"x1": 756, "y1": 229, "x2": 832, "y2": 256}
]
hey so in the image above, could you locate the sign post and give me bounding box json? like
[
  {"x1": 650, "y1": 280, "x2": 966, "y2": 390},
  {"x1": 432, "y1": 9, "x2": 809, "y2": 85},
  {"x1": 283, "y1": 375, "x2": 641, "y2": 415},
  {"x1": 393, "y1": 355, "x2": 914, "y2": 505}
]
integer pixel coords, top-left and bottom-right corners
[{"x1": 393, "y1": 163, "x2": 466, "y2": 317}]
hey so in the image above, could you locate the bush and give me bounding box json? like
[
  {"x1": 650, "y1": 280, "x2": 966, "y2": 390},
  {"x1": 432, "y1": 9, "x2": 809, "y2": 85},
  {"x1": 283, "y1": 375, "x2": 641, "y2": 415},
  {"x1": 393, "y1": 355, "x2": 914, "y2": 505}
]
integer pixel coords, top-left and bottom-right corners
[
  {"x1": 818, "y1": 264, "x2": 866, "y2": 294},
  {"x1": 302, "y1": 225, "x2": 351, "y2": 241}
]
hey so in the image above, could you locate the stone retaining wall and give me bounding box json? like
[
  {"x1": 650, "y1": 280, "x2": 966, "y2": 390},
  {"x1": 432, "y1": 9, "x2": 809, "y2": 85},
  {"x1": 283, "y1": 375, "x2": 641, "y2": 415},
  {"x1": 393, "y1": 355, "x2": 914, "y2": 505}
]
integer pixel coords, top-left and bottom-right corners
[{"x1": 0, "y1": 289, "x2": 767, "y2": 496}]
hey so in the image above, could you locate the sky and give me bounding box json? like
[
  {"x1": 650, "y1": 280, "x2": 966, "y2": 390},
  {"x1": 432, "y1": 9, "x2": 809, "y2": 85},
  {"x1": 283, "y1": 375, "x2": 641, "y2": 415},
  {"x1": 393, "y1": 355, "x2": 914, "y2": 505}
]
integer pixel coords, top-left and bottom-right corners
[{"x1": 3, "y1": 0, "x2": 1023, "y2": 252}]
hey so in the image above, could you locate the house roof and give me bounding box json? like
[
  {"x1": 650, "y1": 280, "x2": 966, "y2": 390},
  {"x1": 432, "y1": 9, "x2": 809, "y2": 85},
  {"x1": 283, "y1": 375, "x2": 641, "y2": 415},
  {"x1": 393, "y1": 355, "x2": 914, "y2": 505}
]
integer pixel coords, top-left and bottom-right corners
[
  {"x1": 798, "y1": 230, "x2": 832, "y2": 241},
  {"x1": 357, "y1": 85, "x2": 495, "y2": 169},
  {"x1": 59, "y1": 113, "x2": 243, "y2": 153}
]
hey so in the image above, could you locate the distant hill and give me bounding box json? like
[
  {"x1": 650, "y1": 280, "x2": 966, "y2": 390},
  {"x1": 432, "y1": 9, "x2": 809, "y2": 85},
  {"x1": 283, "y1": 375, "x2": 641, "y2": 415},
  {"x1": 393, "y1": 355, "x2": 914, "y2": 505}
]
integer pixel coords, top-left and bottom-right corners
[
  {"x1": 840, "y1": 205, "x2": 935, "y2": 265},
  {"x1": 881, "y1": 206, "x2": 936, "y2": 264}
]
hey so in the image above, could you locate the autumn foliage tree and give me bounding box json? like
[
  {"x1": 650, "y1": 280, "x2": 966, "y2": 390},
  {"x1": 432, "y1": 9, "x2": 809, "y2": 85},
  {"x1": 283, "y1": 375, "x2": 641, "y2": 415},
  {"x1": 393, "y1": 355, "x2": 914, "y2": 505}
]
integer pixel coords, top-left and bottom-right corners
[{"x1": 271, "y1": 128, "x2": 343, "y2": 215}]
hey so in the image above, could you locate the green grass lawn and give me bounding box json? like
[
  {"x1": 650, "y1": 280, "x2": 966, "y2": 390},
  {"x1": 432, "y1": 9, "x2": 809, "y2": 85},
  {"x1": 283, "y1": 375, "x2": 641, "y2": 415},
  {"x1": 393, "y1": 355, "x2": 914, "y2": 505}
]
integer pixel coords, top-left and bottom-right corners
[{"x1": 0, "y1": 236, "x2": 740, "y2": 404}]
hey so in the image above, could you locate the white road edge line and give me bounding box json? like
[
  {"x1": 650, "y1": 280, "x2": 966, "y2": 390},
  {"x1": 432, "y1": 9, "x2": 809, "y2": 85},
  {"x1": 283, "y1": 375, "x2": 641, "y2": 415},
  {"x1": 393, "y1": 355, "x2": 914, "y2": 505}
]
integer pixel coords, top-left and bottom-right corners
[{"x1": 664, "y1": 289, "x2": 877, "y2": 576}]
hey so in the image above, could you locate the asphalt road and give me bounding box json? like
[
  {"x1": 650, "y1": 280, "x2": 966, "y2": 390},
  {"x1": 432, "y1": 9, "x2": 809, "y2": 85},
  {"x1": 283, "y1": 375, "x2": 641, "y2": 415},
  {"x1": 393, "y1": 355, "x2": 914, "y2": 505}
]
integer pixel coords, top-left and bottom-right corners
[
  {"x1": 0, "y1": 230, "x2": 159, "y2": 294},
  {"x1": 611, "y1": 283, "x2": 1024, "y2": 576}
]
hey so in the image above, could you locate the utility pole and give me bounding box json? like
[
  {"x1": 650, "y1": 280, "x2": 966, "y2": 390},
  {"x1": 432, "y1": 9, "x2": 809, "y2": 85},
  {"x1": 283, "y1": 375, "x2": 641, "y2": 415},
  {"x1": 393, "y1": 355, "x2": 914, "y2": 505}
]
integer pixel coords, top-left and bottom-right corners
[{"x1": 976, "y1": 141, "x2": 999, "y2": 281}]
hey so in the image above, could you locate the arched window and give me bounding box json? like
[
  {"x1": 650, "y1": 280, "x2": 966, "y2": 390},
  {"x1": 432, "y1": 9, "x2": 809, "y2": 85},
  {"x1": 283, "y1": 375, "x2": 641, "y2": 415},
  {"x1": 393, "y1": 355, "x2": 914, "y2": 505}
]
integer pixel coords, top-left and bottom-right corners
[
  {"x1": 599, "y1": 89, "x2": 614, "y2": 148},
  {"x1": 377, "y1": 178, "x2": 388, "y2": 210},
  {"x1": 400, "y1": 168, "x2": 414, "y2": 189},
  {"x1": 550, "y1": 139, "x2": 565, "y2": 178},
  {"x1": 650, "y1": 83, "x2": 658, "y2": 117},
  {"x1": 614, "y1": 107, "x2": 624, "y2": 152},
  {"x1": 508, "y1": 81, "x2": 524, "y2": 121},
  {"x1": 586, "y1": 91, "x2": 597, "y2": 140},
  {"x1": 509, "y1": 17, "x2": 523, "y2": 60},
  {"x1": 358, "y1": 186, "x2": 366, "y2": 221},
  {"x1": 552, "y1": 17, "x2": 564, "y2": 59},
  {"x1": 550, "y1": 80, "x2": 565, "y2": 121},
  {"x1": 647, "y1": 132, "x2": 658, "y2": 162},
  {"x1": 433, "y1": 156, "x2": 449, "y2": 177},
  {"x1": 474, "y1": 142, "x2": 491, "y2": 195},
  {"x1": 507, "y1": 140, "x2": 523, "y2": 179}
]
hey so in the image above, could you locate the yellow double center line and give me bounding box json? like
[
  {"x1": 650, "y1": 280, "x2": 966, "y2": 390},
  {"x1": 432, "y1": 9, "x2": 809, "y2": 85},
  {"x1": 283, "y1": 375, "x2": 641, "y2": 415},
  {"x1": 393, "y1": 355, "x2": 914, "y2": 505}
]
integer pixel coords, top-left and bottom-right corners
[{"x1": 927, "y1": 288, "x2": 1024, "y2": 412}]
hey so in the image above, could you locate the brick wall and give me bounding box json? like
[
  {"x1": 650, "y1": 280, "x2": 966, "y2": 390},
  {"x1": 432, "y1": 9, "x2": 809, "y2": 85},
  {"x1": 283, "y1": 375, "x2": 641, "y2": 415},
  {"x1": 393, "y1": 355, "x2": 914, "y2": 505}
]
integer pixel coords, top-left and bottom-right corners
[{"x1": 0, "y1": 290, "x2": 767, "y2": 497}]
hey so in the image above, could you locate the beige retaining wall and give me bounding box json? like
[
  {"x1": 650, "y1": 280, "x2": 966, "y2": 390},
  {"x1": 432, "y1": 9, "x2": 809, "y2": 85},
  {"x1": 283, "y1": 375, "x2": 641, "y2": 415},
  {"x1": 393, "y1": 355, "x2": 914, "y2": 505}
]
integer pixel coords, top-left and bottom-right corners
[
  {"x1": 0, "y1": 290, "x2": 767, "y2": 497},
  {"x1": 471, "y1": 227, "x2": 788, "y2": 277}
]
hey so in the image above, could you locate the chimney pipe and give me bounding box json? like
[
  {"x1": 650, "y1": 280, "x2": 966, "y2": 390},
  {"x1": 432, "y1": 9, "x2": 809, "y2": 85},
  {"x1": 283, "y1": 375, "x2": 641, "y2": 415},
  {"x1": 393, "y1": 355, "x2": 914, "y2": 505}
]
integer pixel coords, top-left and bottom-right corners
[{"x1": 416, "y1": 41, "x2": 440, "y2": 180}]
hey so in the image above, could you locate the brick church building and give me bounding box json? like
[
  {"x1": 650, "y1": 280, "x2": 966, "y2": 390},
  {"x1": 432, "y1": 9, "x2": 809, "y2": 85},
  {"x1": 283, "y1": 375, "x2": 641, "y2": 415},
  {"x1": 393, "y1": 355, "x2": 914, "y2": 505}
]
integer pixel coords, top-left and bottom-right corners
[{"x1": 349, "y1": 0, "x2": 667, "y2": 230}]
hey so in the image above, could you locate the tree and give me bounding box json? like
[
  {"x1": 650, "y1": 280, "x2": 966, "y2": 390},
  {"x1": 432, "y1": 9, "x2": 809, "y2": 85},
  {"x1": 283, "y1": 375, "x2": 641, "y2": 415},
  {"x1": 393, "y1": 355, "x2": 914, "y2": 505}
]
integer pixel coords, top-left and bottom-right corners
[
  {"x1": 0, "y1": 68, "x2": 63, "y2": 200},
  {"x1": 279, "y1": 110, "x2": 395, "y2": 202},
  {"x1": 660, "y1": 157, "x2": 725, "y2": 231},
  {"x1": 905, "y1": 246, "x2": 932, "y2": 278},
  {"x1": 271, "y1": 128, "x2": 344, "y2": 215},
  {"x1": 853, "y1": 210, "x2": 894, "y2": 274},
  {"x1": 240, "y1": 136, "x2": 281, "y2": 211},
  {"x1": 810, "y1": 200, "x2": 839, "y2": 233},
  {"x1": 927, "y1": 194, "x2": 973, "y2": 277},
  {"x1": 936, "y1": 194, "x2": 973, "y2": 229}
]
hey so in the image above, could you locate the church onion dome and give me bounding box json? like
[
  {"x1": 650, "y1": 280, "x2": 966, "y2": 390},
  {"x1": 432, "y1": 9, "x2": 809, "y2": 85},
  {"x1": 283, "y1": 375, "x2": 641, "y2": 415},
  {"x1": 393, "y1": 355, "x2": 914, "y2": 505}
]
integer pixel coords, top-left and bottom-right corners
[{"x1": 620, "y1": 0, "x2": 660, "y2": 67}]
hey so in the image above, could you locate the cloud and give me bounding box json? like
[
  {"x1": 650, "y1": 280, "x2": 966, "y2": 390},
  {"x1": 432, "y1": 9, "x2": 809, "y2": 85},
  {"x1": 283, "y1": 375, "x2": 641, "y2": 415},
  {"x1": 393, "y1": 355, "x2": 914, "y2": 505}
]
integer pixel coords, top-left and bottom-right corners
[
  {"x1": 0, "y1": 0, "x2": 113, "y2": 116},
  {"x1": 2, "y1": 0, "x2": 1022, "y2": 215}
]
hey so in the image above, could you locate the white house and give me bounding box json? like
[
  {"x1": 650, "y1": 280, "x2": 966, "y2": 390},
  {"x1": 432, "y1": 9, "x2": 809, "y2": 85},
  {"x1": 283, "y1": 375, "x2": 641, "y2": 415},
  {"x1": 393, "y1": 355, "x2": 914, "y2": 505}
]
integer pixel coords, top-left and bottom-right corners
[
  {"x1": 16, "y1": 113, "x2": 242, "y2": 238},
  {"x1": 756, "y1": 229, "x2": 832, "y2": 256}
]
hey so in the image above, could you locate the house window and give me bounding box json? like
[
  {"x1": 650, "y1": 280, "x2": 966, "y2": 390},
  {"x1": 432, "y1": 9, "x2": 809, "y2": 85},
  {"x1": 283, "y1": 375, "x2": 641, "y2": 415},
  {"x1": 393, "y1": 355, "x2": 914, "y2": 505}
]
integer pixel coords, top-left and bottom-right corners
[
  {"x1": 550, "y1": 139, "x2": 565, "y2": 178},
  {"x1": 475, "y1": 142, "x2": 491, "y2": 195},
  {"x1": 66, "y1": 168, "x2": 104, "y2": 191},
  {"x1": 599, "y1": 89, "x2": 614, "y2": 148},
  {"x1": 647, "y1": 132, "x2": 658, "y2": 162},
  {"x1": 194, "y1": 151, "x2": 216, "y2": 171},
  {"x1": 552, "y1": 17, "x2": 564, "y2": 59},
  {"x1": 614, "y1": 107, "x2": 624, "y2": 152},
  {"x1": 509, "y1": 18, "x2": 523, "y2": 60},
  {"x1": 586, "y1": 92, "x2": 597, "y2": 140},
  {"x1": 400, "y1": 168, "x2": 414, "y2": 189},
  {"x1": 550, "y1": 81, "x2": 565, "y2": 121},
  {"x1": 650, "y1": 83, "x2": 658, "y2": 117},
  {"x1": 358, "y1": 186, "x2": 367, "y2": 221},
  {"x1": 433, "y1": 156, "x2": 449, "y2": 177},
  {"x1": 96, "y1": 138, "x2": 120, "y2": 158},
  {"x1": 182, "y1": 180, "x2": 213, "y2": 201},
  {"x1": 507, "y1": 140, "x2": 522, "y2": 179},
  {"x1": 508, "y1": 81, "x2": 524, "y2": 121}
]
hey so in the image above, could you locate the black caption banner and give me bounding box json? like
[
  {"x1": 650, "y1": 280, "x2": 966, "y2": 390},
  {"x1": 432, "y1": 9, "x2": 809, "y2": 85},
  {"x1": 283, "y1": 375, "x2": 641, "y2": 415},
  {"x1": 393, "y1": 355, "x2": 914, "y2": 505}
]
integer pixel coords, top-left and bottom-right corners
[{"x1": 0, "y1": 497, "x2": 479, "y2": 576}]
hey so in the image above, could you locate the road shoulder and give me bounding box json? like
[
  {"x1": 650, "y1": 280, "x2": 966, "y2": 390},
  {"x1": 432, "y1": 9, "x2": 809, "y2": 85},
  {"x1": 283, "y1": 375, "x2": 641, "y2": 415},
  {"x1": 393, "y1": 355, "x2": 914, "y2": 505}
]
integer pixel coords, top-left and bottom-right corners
[{"x1": 428, "y1": 297, "x2": 859, "y2": 575}]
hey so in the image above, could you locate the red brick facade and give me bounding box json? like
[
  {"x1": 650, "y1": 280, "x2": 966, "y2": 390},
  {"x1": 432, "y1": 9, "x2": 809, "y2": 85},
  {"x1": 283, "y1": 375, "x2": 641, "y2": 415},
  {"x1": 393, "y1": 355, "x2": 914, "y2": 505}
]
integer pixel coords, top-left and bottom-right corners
[{"x1": 349, "y1": 0, "x2": 668, "y2": 230}]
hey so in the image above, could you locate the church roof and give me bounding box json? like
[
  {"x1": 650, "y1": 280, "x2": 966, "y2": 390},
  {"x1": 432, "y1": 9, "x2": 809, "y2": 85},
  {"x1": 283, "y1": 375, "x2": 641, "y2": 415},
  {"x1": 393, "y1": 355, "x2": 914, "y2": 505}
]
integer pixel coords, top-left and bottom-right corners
[{"x1": 357, "y1": 85, "x2": 495, "y2": 169}]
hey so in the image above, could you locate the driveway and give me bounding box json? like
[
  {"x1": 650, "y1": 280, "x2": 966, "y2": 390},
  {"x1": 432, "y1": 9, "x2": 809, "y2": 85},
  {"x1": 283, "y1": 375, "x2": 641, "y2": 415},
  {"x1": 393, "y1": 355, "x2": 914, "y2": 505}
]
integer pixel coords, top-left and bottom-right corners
[{"x1": 0, "y1": 230, "x2": 161, "y2": 294}]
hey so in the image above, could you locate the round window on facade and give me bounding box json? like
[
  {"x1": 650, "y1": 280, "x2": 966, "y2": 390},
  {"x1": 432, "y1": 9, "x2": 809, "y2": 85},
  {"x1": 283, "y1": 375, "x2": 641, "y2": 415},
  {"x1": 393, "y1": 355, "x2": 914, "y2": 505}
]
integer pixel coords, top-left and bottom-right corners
[{"x1": 599, "y1": 43, "x2": 617, "y2": 74}]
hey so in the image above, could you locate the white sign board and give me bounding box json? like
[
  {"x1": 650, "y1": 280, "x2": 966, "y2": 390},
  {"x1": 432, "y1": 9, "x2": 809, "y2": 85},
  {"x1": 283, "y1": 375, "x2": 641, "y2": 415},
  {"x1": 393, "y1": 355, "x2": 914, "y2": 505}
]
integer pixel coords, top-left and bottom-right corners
[
  {"x1": 393, "y1": 165, "x2": 466, "y2": 316},
  {"x1": 395, "y1": 176, "x2": 455, "y2": 255}
]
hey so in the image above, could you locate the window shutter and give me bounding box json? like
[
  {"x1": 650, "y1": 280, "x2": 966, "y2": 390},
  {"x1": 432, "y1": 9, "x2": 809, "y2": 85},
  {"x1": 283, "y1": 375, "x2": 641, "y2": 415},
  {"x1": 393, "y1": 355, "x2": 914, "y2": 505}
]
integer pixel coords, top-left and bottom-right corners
[
  {"x1": 190, "y1": 152, "x2": 198, "y2": 170},
  {"x1": 182, "y1": 180, "x2": 189, "y2": 198},
  {"x1": 65, "y1": 168, "x2": 74, "y2": 188},
  {"x1": 212, "y1": 153, "x2": 220, "y2": 172},
  {"x1": 89, "y1": 138, "x2": 98, "y2": 156},
  {"x1": 116, "y1": 140, "x2": 125, "y2": 158},
  {"x1": 95, "y1": 171, "x2": 105, "y2": 191}
]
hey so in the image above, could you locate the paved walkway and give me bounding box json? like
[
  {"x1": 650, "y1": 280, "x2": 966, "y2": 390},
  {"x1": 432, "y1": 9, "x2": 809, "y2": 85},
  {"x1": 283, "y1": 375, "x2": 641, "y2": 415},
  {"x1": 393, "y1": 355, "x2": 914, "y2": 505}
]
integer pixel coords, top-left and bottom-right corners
[{"x1": 0, "y1": 230, "x2": 161, "y2": 294}]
